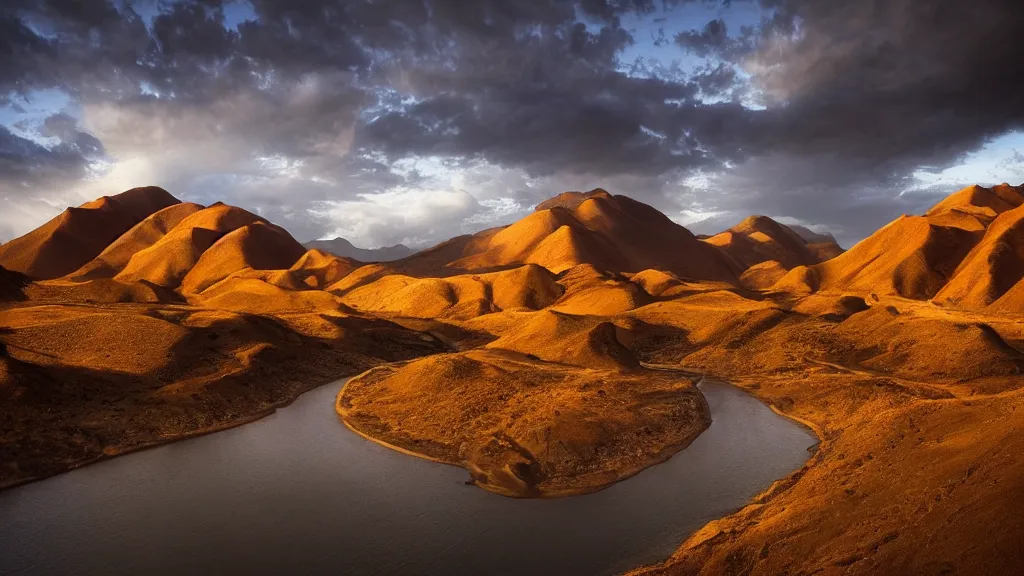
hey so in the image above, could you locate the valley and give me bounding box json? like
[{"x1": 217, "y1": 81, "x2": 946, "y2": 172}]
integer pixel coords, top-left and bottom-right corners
[{"x1": 2, "y1": 183, "x2": 1023, "y2": 574}]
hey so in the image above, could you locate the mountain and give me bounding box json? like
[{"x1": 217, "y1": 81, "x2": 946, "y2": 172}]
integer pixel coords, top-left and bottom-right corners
[
  {"x1": 334, "y1": 189, "x2": 739, "y2": 297},
  {"x1": 789, "y1": 224, "x2": 838, "y2": 245},
  {"x1": 0, "y1": 187, "x2": 180, "y2": 279},
  {"x1": 67, "y1": 202, "x2": 205, "y2": 281},
  {"x1": 703, "y1": 215, "x2": 843, "y2": 270},
  {"x1": 934, "y1": 202, "x2": 1024, "y2": 310},
  {"x1": 0, "y1": 188, "x2": 363, "y2": 313},
  {"x1": 788, "y1": 224, "x2": 845, "y2": 261},
  {"x1": 450, "y1": 189, "x2": 738, "y2": 280},
  {"x1": 4, "y1": 183, "x2": 1024, "y2": 576},
  {"x1": 700, "y1": 215, "x2": 843, "y2": 289},
  {"x1": 783, "y1": 183, "x2": 1024, "y2": 306},
  {"x1": 304, "y1": 237, "x2": 414, "y2": 262}
]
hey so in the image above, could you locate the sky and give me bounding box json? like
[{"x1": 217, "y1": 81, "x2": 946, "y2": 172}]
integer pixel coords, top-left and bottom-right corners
[{"x1": 1, "y1": 0, "x2": 1023, "y2": 249}]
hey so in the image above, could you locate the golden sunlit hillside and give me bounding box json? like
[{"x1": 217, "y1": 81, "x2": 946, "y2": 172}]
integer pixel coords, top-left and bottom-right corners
[
  {"x1": 2, "y1": 183, "x2": 1024, "y2": 575},
  {"x1": 772, "y1": 183, "x2": 1024, "y2": 309},
  {"x1": 5, "y1": 2, "x2": 1024, "y2": 574},
  {"x1": 0, "y1": 187, "x2": 180, "y2": 280}
]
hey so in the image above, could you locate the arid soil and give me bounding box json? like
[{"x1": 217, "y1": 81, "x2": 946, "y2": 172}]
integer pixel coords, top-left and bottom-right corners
[
  {"x1": 338, "y1": 349, "x2": 710, "y2": 497},
  {"x1": 0, "y1": 187, "x2": 450, "y2": 489},
  {"x1": 2, "y1": 183, "x2": 1024, "y2": 575},
  {"x1": 0, "y1": 299, "x2": 446, "y2": 489},
  {"x1": 626, "y1": 295, "x2": 1024, "y2": 576}
]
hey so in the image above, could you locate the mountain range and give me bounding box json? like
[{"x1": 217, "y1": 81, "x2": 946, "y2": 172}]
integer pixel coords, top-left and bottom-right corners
[
  {"x1": 304, "y1": 237, "x2": 415, "y2": 262},
  {"x1": 1, "y1": 182, "x2": 1023, "y2": 575}
]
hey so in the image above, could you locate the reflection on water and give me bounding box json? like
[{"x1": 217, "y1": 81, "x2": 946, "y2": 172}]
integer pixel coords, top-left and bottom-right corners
[{"x1": 0, "y1": 378, "x2": 815, "y2": 576}]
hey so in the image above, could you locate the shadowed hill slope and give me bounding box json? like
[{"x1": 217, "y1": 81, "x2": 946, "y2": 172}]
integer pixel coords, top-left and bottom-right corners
[
  {"x1": 788, "y1": 184, "x2": 1024, "y2": 302},
  {"x1": 935, "y1": 203, "x2": 1024, "y2": 309},
  {"x1": 0, "y1": 266, "x2": 29, "y2": 301},
  {"x1": 812, "y1": 215, "x2": 980, "y2": 298},
  {"x1": 180, "y1": 221, "x2": 308, "y2": 295},
  {"x1": 0, "y1": 187, "x2": 180, "y2": 279},
  {"x1": 67, "y1": 202, "x2": 205, "y2": 281},
  {"x1": 102, "y1": 203, "x2": 305, "y2": 297}
]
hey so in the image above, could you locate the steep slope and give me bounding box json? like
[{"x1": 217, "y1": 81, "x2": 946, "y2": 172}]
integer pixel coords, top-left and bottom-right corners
[
  {"x1": 114, "y1": 226, "x2": 223, "y2": 289},
  {"x1": 304, "y1": 237, "x2": 414, "y2": 262},
  {"x1": 0, "y1": 187, "x2": 180, "y2": 279},
  {"x1": 67, "y1": 202, "x2": 205, "y2": 281},
  {"x1": 113, "y1": 203, "x2": 272, "y2": 291},
  {"x1": 934, "y1": 203, "x2": 1024, "y2": 310},
  {"x1": 180, "y1": 221, "x2": 307, "y2": 295},
  {"x1": 450, "y1": 189, "x2": 738, "y2": 281},
  {"x1": 812, "y1": 215, "x2": 979, "y2": 298},
  {"x1": 926, "y1": 183, "x2": 1024, "y2": 217},
  {"x1": 806, "y1": 184, "x2": 1024, "y2": 300},
  {"x1": 703, "y1": 215, "x2": 837, "y2": 271},
  {"x1": 288, "y1": 249, "x2": 360, "y2": 289}
]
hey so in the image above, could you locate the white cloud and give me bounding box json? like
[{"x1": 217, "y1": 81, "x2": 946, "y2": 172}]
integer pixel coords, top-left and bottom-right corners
[{"x1": 313, "y1": 188, "x2": 481, "y2": 248}]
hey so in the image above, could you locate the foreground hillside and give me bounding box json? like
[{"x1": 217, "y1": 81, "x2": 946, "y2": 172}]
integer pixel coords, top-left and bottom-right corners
[
  {"x1": 2, "y1": 183, "x2": 1023, "y2": 574},
  {"x1": 0, "y1": 187, "x2": 447, "y2": 488}
]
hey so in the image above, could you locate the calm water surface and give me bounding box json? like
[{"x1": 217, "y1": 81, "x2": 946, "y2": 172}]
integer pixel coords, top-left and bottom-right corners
[{"x1": 0, "y1": 378, "x2": 816, "y2": 576}]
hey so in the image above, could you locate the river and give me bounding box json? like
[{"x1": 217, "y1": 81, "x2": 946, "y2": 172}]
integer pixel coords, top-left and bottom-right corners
[{"x1": 0, "y1": 378, "x2": 816, "y2": 575}]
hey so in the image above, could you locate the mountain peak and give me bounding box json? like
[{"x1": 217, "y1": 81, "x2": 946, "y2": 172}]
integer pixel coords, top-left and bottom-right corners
[
  {"x1": 704, "y1": 215, "x2": 840, "y2": 274},
  {"x1": 304, "y1": 237, "x2": 414, "y2": 262},
  {"x1": 534, "y1": 188, "x2": 612, "y2": 212},
  {"x1": 0, "y1": 186, "x2": 180, "y2": 279}
]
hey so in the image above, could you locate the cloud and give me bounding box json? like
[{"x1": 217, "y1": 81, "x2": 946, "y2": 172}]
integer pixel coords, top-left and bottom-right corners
[
  {"x1": 313, "y1": 188, "x2": 482, "y2": 247},
  {"x1": 1, "y1": 0, "x2": 1023, "y2": 249}
]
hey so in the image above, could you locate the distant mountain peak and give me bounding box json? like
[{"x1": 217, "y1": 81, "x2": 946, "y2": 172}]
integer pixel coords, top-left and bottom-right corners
[
  {"x1": 304, "y1": 237, "x2": 415, "y2": 262},
  {"x1": 788, "y1": 224, "x2": 840, "y2": 245},
  {"x1": 534, "y1": 188, "x2": 612, "y2": 212}
]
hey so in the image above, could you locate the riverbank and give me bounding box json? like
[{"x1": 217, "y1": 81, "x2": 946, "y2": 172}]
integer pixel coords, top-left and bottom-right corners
[
  {"x1": 0, "y1": 371, "x2": 815, "y2": 576},
  {"x1": 624, "y1": 297, "x2": 1024, "y2": 575},
  {"x1": 0, "y1": 301, "x2": 448, "y2": 491},
  {"x1": 336, "y1": 349, "x2": 713, "y2": 497}
]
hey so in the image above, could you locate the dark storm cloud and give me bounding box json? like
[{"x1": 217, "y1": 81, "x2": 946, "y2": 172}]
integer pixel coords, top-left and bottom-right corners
[
  {"x1": 1, "y1": 0, "x2": 1024, "y2": 246},
  {"x1": 746, "y1": 0, "x2": 1024, "y2": 162},
  {"x1": 662, "y1": 0, "x2": 1024, "y2": 243},
  {"x1": 674, "y1": 18, "x2": 730, "y2": 57},
  {"x1": 350, "y1": 5, "x2": 718, "y2": 177},
  {"x1": 0, "y1": 123, "x2": 100, "y2": 185}
]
